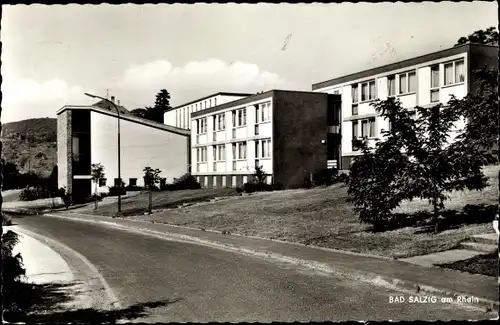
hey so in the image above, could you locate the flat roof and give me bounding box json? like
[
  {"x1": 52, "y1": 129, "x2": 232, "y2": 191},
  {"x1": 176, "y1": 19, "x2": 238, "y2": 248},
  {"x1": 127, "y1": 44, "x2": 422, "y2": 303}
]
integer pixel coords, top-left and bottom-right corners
[
  {"x1": 169, "y1": 92, "x2": 253, "y2": 111},
  {"x1": 57, "y1": 105, "x2": 190, "y2": 136},
  {"x1": 311, "y1": 43, "x2": 497, "y2": 91},
  {"x1": 191, "y1": 89, "x2": 329, "y2": 118}
]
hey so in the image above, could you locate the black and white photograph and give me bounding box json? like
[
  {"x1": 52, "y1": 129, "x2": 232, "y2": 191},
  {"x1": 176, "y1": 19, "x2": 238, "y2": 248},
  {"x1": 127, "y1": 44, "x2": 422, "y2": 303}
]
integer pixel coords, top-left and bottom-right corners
[{"x1": 0, "y1": 2, "x2": 498, "y2": 323}]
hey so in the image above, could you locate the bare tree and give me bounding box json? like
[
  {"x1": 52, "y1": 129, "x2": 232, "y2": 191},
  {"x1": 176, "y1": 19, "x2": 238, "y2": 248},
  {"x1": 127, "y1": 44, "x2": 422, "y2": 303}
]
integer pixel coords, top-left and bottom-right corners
[
  {"x1": 143, "y1": 167, "x2": 162, "y2": 214},
  {"x1": 91, "y1": 163, "x2": 106, "y2": 210}
]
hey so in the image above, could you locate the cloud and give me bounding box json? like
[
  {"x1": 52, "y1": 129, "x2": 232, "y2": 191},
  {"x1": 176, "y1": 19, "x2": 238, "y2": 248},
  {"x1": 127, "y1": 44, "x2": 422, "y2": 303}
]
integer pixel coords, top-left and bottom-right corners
[
  {"x1": 1, "y1": 78, "x2": 95, "y2": 123},
  {"x1": 1, "y1": 58, "x2": 298, "y2": 122},
  {"x1": 116, "y1": 58, "x2": 298, "y2": 108}
]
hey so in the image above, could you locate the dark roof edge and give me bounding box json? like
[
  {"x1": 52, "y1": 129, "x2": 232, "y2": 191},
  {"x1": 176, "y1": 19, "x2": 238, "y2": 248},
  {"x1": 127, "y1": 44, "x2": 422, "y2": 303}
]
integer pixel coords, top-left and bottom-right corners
[
  {"x1": 311, "y1": 43, "x2": 493, "y2": 91},
  {"x1": 190, "y1": 89, "x2": 325, "y2": 118},
  {"x1": 57, "y1": 105, "x2": 190, "y2": 136},
  {"x1": 191, "y1": 90, "x2": 274, "y2": 118},
  {"x1": 169, "y1": 92, "x2": 253, "y2": 111}
]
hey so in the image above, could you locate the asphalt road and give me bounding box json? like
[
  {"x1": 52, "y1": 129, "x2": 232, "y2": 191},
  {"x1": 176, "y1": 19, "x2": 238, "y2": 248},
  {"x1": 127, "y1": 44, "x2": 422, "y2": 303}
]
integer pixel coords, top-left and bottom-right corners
[{"x1": 12, "y1": 214, "x2": 492, "y2": 322}]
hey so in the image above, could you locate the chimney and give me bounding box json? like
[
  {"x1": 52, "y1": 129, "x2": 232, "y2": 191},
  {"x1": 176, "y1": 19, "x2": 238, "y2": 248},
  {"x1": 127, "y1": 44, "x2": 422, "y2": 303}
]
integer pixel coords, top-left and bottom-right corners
[
  {"x1": 110, "y1": 96, "x2": 115, "y2": 103},
  {"x1": 117, "y1": 100, "x2": 120, "y2": 106}
]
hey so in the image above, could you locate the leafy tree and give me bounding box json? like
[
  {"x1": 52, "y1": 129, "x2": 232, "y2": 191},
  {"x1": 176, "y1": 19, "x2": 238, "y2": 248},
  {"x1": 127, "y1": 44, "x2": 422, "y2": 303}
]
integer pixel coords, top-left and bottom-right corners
[
  {"x1": 253, "y1": 165, "x2": 267, "y2": 185},
  {"x1": 348, "y1": 99, "x2": 417, "y2": 229},
  {"x1": 348, "y1": 98, "x2": 488, "y2": 233},
  {"x1": 130, "y1": 89, "x2": 171, "y2": 124},
  {"x1": 447, "y1": 67, "x2": 498, "y2": 163},
  {"x1": 152, "y1": 89, "x2": 171, "y2": 123},
  {"x1": 2, "y1": 231, "x2": 26, "y2": 287},
  {"x1": 91, "y1": 163, "x2": 105, "y2": 210},
  {"x1": 130, "y1": 108, "x2": 150, "y2": 119},
  {"x1": 455, "y1": 26, "x2": 498, "y2": 46},
  {"x1": 410, "y1": 104, "x2": 487, "y2": 233},
  {"x1": 143, "y1": 167, "x2": 162, "y2": 213},
  {"x1": 0, "y1": 161, "x2": 20, "y2": 190}
]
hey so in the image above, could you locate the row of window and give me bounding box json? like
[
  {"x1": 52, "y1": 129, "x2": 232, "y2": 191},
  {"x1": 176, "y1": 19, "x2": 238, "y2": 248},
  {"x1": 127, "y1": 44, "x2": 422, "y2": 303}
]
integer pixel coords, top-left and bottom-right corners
[
  {"x1": 175, "y1": 97, "x2": 218, "y2": 129},
  {"x1": 349, "y1": 59, "x2": 465, "y2": 115},
  {"x1": 97, "y1": 177, "x2": 142, "y2": 187},
  {"x1": 194, "y1": 102, "x2": 272, "y2": 135},
  {"x1": 195, "y1": 139, "x2": 272, "y2": 163},
  {"x1": 352, "y1": 118, "x2": 376, "y2": 140},
  {"x1": 196, "y1": 174, "x2": 272, "y2": 187},
  {"x1": 351, "y1": 112, "x2": 418, "y2": 150}
]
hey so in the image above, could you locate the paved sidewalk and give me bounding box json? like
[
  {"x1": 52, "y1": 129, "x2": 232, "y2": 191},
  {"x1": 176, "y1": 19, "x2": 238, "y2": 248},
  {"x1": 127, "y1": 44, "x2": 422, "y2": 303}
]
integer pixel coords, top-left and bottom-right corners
[
  {"x1": 7, "y1": 225, "x2": 97, "y2": 311},
  {"x1": 45, "y1": 211, "x2": 499, "y2": 312},
  {"x1": 10, "y1": 225, "x2": 74, "y2": 284}
]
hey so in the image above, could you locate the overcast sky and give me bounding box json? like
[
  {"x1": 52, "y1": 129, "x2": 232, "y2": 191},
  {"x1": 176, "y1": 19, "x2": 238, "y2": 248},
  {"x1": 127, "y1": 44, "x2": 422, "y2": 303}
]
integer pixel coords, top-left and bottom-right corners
[{"x1": 1, "y1": 2, "x2": 497, "y2": 123}]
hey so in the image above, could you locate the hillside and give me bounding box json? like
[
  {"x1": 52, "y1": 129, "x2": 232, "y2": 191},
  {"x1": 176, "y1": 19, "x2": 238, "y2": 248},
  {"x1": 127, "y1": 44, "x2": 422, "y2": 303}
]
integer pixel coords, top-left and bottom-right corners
[{"x1": 1, "y1": 118, "x2": 57, "y2": 177}]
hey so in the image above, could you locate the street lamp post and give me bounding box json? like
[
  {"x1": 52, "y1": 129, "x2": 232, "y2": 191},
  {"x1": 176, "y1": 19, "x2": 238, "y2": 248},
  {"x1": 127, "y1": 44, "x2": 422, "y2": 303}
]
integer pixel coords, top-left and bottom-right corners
[{"x1": 84, "y1": 92, "x2": 122, "y2": 214}]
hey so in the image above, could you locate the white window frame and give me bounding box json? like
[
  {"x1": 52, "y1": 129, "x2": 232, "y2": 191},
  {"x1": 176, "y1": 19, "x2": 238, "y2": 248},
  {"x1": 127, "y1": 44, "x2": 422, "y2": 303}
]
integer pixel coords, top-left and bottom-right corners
[
  {"x1": 202, "y1": 147, "x2": 207, "y2": 162},
  {"x1": 387, "y1": 75, "x2": 396, "y2": 97},
  {"x1": 444, "y1": 59, "x2": 465, "y2": 86},
  {"x1": 398, "y1": 71, "x2": 417, "y2": 95},
  {"x1": 352, "y1": 121, "x2": 359, "y2": 139},
  {"x1": 260, "y1": 102, "x2": 271, "y2": 122},
  {"x1": 236, "y1": 141, "x2": 247, "y2": 160},
  {"x1": 261, "y1": 139, "x2": 271, "y2": 158},
  {"x1": 198, "y1": 117, "x2": 207, "y2": 134},
  {"x1": 196, "y1": 147, "x2": 207, "y2": 163},
  {"x1": 216, "y1": 113, "x2": 226, "y2": 131},
  {"x1": 351, "y1": 84, "x2": 359, "y2": 103},
  {"x1": 213, "y1": 144, "x2": 226, "y2": 161},
  {"x1": 351, "y1": 84, "x2": 359, "y2": 116},
  {"x1": 359, "y1": 80, "x2": 376, "y2": 102},
  {"x1": 236, "y1": 108, "x2": 246, "y2": 127},
  {"x1": 354, "y1": 117, "x2": 376, "y2": 139},
  {"x1": 430, "y1": 64, "x2": 440, "y2": 103}
]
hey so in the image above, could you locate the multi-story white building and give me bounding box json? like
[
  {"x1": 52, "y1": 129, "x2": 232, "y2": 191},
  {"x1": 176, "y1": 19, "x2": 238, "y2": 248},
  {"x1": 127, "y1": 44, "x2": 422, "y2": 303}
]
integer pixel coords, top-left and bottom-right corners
[
  {"x1": 57, "y1": 96, "x2": 190, "y2": 201},
  {"x1": 164, "y1": 92, "x2": 252, "y2": 129},
  {"x1": 312, "y1": 43, "x2": 498, "y2": 169},
  {"x1": 190, "y1": 90, "x2": 341, "y2": 189}
]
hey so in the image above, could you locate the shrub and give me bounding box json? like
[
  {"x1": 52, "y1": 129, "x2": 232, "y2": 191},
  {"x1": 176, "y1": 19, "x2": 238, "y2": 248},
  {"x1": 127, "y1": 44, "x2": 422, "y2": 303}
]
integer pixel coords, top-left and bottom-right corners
[
  {"x1": 19, "y1": 186, "x2": 53, "y2": 201},
  {"x1": 243, "y1": 182, "x2": 274, "y2": 193},
  {"x1": 125, "y1": 185, "x2": 145, "y2": 191},
  {"x1": 163, "y1": 173, "x2": 201, "y2": 191},
  {"x1": 243, "y1": 182, "x2": 257, "y2": 193},
  {"x1": 332, "y1": 173, "x2": 349, "y2": 185},
  {"x1": 312, "y1": 168, "x2": 339, "y2": 187},
  {"x1": 108, "y1": 186, "x2": 126, "y2": 197},
  {"x1": 2, "y1": 230, "x2": 26, "y2": 313},
  {"x1": 55, "y1": 187, "x2": 72, "y2": 208},
  {"x1": 235, "y1": 186, "x2": 244, "y2": 193}
]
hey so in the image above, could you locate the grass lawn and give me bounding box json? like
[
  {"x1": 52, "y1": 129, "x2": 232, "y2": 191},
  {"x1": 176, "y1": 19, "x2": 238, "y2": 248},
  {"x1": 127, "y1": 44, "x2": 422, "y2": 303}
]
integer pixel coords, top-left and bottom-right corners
[
  {"x1": 123, "y1": 165, "x2": 498, "y2": 259},
  {"x1": 437, "y1": 252, "x2": 498, "y2": 277},
  {"x1": 76, "y1": 188, "x2": 240, "y2": 217}
]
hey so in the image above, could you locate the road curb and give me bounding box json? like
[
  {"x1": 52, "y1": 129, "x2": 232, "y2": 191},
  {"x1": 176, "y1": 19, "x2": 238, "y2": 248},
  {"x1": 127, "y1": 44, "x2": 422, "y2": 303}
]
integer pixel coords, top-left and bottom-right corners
[
  {"x1": 11, "y1": 225, "x2": 122, "y2": 311},
  {"x1": 43, "y1": 212, "x2": 499, "y2": 313},
  {"x1": 124, "y1": 215, "x2": 397, "y2": 261}
]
